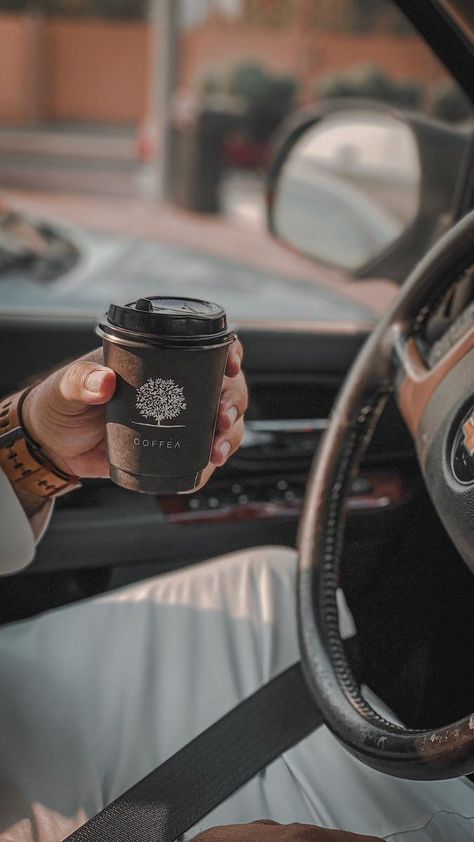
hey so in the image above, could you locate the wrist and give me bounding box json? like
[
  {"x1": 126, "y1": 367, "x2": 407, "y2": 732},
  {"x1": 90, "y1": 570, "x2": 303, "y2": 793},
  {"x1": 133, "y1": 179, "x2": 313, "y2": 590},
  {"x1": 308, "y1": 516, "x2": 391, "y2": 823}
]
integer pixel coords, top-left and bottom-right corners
[
  {"x1": 21, "y1": 386, "x2": 50, "y2": 459},
  {"x1": 0, "y1": 388, "x2": 80, "y2": 498},
  {"x1": 20, "y1": 386, "x2": 38, "y2": 443},
  {"x1": 21, "y1": 386, "x2": 71, "y2": 476}
]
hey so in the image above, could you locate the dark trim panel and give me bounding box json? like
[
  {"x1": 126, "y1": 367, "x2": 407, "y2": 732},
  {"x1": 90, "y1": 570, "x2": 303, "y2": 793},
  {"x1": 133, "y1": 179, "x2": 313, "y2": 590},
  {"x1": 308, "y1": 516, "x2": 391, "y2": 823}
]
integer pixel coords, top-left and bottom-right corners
[
  {"x1": 0, "y1": 315, "x2": 372, "y2": 395},
  {"x1": 394, "y1": 0, "x2": 474, "y2": 103}
]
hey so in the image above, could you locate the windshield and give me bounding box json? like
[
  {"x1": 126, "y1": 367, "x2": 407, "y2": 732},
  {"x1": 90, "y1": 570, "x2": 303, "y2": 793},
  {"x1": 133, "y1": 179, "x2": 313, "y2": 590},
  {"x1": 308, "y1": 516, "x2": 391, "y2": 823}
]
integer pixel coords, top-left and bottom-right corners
[{"x1": 0, "y1": 0, "x2": 471, "y2": 323}]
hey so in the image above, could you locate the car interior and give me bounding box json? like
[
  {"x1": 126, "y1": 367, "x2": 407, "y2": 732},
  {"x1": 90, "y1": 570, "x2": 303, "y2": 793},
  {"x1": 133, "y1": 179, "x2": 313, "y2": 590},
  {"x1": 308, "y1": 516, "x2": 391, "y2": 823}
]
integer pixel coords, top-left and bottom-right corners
[{"x1": 0, "y1": 0, "x2": 473, "y2": 792}]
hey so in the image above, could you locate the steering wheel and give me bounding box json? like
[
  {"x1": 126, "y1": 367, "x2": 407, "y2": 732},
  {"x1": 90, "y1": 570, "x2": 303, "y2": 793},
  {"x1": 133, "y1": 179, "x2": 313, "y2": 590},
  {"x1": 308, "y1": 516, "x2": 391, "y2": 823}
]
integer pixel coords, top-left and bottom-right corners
[{"x1": 298, "y1": 210, "x2": 474, "y2": 781}]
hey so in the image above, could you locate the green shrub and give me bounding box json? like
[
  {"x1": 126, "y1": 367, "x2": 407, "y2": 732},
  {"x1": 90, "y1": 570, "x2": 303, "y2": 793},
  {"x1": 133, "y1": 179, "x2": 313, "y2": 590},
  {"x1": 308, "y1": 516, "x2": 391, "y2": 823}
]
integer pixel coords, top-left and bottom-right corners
[
  {"x1": 201, "y1": 61, "x2": 298, "y2": 144},
  {"x1": 430, "y1": 79, "x2": 471, "y2": 123},
  {"x1": 317, "y1": 63, "x2": 421, "y2": 108}
]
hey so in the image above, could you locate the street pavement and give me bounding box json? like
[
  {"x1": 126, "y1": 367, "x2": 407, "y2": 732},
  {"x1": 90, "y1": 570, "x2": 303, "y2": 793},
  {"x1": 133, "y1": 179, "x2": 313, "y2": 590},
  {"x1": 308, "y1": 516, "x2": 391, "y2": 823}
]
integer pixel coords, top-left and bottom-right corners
[
  {"x1": 0, "y1": 122, "x2": 399, "y2": 315},
  {"x1": 0, "y1": 187, "x2": 397, "y2": 316}
]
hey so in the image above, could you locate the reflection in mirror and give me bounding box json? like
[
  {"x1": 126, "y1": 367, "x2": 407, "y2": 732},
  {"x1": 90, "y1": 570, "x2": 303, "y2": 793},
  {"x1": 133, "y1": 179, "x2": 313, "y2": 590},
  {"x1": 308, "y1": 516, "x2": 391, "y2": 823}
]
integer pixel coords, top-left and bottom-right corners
[{"x1": 273, "y1": 110, "x2": 421, "y2": 272}]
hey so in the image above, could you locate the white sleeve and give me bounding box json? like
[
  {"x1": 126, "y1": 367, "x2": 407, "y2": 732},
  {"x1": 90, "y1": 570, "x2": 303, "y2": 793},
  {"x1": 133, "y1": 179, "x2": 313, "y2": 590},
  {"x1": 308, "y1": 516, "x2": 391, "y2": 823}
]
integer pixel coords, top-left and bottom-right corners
[{"x1": 0, "y1": 470, "x2": 53, "y2": 575}]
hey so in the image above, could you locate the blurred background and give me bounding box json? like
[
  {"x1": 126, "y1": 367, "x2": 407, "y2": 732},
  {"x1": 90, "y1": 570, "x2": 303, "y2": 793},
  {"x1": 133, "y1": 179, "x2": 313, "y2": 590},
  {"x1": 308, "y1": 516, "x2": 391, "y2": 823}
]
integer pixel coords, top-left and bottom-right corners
[
  {"x1": 0, "y1": 0, "x2": 471, "y2": 321},
  {"x1": 0, "y1": 0, "x2": 469, "y2": 214}
]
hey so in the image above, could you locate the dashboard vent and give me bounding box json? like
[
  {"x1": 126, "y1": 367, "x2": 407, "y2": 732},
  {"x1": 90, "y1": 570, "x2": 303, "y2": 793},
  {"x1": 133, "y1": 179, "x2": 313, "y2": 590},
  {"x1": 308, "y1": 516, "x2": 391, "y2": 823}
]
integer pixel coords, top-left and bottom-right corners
[{"x1": 231, "y1": 418, "x2": 328, "y2": 473}]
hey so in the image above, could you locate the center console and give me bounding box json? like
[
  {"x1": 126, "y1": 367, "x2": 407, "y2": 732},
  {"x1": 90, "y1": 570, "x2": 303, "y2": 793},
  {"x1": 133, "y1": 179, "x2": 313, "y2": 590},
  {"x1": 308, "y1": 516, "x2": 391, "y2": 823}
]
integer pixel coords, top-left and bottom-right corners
[{"x1": 160, "y1": 418, "x2": 410, "y2": 524}]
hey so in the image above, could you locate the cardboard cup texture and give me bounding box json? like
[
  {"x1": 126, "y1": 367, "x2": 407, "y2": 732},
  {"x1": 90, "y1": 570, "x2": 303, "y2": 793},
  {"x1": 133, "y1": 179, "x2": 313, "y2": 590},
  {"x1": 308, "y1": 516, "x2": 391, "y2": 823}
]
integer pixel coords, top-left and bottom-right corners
[{"x1": 102, "y1": 337, "x2": 230, "y2": 494}]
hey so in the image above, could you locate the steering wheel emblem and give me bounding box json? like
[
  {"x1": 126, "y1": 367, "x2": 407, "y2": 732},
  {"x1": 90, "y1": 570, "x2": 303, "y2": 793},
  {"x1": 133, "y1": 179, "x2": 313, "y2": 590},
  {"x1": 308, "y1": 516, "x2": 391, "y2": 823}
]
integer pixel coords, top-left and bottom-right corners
[
  {"x1": 451, "y1": 409, "x2": 474, "y2": 485},
  {"x1": 462, "y1": 415, "x2": 474, "y2": 457}
]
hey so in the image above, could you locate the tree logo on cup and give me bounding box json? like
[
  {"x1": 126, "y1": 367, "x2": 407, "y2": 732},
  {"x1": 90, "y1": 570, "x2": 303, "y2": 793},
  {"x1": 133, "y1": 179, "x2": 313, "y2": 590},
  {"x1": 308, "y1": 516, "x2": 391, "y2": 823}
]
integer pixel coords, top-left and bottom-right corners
[{"x1": 133, "y1": 377, "x2": 187, "y2": 428}]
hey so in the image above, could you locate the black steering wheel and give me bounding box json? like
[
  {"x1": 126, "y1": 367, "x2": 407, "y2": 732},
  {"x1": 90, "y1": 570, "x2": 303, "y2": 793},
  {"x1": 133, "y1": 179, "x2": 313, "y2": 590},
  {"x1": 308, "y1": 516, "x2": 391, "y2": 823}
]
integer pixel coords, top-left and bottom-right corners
[{"x1": 298, "y1": 211, "x2": 474, "y2": 781}]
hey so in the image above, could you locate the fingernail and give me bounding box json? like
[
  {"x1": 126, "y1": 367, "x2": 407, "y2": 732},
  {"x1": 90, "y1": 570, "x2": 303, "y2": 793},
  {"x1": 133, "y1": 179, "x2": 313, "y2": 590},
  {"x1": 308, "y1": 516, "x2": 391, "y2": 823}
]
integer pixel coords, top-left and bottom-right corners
[
  {"x1": 85, "y1": 370, "x2": 106, "y2": 393},
  {"x1": 219, "y1": 441, "x2": 231, "y2": 460},
  {"x1": 226, "y1": 406, "x2": 238, "y2": 425}
]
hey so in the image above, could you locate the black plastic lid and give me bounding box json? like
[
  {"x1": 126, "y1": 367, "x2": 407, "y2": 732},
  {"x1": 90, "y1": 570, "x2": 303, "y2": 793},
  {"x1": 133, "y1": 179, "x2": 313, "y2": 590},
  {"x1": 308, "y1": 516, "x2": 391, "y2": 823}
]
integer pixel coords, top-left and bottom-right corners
[{"x1": 103, "y1": 297, "x2": 229, "y2": 339}]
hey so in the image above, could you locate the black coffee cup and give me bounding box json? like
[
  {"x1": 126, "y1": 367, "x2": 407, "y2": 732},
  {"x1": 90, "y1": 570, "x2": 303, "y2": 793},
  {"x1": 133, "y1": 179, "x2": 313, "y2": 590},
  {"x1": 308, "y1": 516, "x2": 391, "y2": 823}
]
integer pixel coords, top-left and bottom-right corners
[{"x1": 97, "y1": 296, "x2": 235, "y2": 494}]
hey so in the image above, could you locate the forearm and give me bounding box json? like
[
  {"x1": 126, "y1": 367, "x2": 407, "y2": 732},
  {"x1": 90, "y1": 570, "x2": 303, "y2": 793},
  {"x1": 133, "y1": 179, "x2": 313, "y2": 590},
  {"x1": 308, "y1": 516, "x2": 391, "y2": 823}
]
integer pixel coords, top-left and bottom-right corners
[{"x1": 0, "y1": 386, "x2": 72, "y2": 565}]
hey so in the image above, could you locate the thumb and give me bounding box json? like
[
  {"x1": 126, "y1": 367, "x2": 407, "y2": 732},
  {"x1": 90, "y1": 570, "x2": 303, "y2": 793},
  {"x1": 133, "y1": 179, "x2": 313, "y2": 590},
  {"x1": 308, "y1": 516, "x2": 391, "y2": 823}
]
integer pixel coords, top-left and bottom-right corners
[{"x1": 58, "y1": 360, "x2": 116, "y2": 411}]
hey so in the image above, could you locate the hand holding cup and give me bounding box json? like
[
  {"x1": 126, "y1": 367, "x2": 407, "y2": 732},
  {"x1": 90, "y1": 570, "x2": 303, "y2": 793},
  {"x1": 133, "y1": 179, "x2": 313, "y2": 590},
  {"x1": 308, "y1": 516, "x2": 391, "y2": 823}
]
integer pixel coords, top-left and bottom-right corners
[
  {"x1": 22, "y1": 336, "x2": 246, "y2": 488},
  {"x1": 97, "y1": 297, "x2": 242, "y2": 493}
]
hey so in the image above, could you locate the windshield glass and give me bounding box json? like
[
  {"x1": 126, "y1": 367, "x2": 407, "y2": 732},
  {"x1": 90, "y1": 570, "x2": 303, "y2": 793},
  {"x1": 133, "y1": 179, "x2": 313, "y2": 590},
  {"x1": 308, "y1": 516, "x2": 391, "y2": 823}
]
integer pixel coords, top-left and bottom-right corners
[{"x1": 0, "y1": 0, "x2": 471, "y2": 324}]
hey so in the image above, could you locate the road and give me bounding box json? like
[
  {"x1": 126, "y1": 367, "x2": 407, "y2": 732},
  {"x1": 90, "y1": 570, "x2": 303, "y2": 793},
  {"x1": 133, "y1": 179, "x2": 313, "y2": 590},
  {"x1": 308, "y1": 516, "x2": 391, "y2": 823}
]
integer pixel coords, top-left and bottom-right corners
[{"x1": 0, "y1": 123, "x2": 398, "y2": 315}]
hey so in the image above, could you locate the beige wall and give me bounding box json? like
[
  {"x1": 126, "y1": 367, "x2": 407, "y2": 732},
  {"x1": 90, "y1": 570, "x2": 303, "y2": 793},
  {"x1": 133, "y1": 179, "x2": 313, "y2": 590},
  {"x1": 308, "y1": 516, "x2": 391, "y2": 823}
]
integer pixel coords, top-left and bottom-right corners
[
  {"x1": 48, "y1": 19, "x2": 148, "y2": 123},
  {"x1": 314, "y1": 32, "x2": 444, "y2": 86},
  {"x1": 0, "y1": 13, "x2": 447, "y2": 127},
  {"x1": 0, "y1": 15, "x2": 35, "y2": 123},
  {"x1": 180, "y1": 21, "x2": 445, "y2": 100}
]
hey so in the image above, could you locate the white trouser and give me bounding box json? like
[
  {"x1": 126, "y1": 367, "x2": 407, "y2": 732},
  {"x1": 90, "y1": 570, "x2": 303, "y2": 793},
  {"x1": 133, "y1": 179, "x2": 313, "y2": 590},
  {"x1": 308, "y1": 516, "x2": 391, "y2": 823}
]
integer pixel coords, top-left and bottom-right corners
[{"x1": 0, "y1": 547, "x2": 472, "y2": 842}]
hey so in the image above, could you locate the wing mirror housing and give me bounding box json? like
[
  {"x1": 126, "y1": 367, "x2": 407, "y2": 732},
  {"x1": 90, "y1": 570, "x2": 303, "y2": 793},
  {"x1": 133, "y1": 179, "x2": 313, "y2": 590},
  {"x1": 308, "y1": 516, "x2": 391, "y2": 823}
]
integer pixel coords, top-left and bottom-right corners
[{"x1": 266, "y1": 100, "x2": 469, "y2": 282}]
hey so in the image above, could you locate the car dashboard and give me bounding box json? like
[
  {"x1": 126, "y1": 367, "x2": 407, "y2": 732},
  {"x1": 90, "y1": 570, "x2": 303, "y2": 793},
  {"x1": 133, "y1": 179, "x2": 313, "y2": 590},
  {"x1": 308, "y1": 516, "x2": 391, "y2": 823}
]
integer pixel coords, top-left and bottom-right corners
[{"x1": 0, "y1": 315, "x2": 415, "y2": 573}]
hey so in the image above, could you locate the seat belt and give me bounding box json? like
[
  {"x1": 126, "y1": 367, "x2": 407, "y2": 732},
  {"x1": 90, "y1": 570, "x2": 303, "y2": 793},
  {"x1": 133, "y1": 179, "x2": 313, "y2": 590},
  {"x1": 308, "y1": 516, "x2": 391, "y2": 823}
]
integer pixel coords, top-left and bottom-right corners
[{"x1": 63, "y1": 661, "x2": 323, "y2": 842}]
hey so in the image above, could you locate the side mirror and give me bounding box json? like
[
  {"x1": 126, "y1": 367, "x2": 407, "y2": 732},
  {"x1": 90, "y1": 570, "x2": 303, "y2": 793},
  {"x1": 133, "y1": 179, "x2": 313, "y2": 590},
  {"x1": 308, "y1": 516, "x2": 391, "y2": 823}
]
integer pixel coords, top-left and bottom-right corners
[{"x1": 267, "y1": 102, "x2": 469, "y2": 282}]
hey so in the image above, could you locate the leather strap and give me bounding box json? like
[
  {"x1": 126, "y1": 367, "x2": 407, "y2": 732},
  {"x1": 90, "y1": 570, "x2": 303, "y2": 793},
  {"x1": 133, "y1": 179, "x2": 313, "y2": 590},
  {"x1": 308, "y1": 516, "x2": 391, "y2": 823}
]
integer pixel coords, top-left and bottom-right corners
[{"x1": 0, "y1": 389, "x2": 80, "y2": 498}]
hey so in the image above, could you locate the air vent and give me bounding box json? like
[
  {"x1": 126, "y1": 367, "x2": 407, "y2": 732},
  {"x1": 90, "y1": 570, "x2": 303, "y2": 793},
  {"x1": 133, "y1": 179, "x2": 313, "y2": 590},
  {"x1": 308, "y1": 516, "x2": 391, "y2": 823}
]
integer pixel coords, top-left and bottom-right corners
[{"x1": 232, "y1": 418, "x2": 328, "y2": 473}]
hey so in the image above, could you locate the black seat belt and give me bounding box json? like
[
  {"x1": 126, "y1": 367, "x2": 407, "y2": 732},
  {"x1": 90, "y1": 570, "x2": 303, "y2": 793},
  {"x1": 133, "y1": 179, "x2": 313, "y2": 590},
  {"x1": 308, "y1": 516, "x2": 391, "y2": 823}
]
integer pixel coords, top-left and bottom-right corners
[{"x1": 64, "y1": 661, "x2": 323, "y2": 842}]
